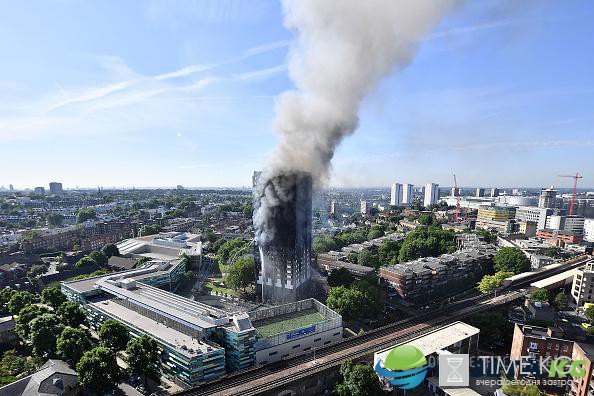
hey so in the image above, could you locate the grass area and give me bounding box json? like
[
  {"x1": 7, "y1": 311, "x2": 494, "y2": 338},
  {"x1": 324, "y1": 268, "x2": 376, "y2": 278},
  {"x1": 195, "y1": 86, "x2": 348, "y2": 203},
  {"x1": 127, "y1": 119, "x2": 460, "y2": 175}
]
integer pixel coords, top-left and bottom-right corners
[
  {"x1": 203, "y1": 277, "x2": 239, "y2": 297},
  {"x1": 254, "y1": 308, "x2": 326, "y2": 338}
]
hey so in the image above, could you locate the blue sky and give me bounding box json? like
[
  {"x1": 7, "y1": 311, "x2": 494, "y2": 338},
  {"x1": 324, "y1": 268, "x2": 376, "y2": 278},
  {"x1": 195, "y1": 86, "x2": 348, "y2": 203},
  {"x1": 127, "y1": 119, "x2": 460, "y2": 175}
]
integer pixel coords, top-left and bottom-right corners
[{"x1": 1, "y1": 0, "x2": 593, "y2": 189}]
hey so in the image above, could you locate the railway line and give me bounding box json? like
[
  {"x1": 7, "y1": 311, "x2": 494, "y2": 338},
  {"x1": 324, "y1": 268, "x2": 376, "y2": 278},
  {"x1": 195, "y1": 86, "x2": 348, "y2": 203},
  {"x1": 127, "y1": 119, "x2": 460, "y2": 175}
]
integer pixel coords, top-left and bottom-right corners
[{"x1": 177, "y1": 255, "x2": 590, "y2": 396}]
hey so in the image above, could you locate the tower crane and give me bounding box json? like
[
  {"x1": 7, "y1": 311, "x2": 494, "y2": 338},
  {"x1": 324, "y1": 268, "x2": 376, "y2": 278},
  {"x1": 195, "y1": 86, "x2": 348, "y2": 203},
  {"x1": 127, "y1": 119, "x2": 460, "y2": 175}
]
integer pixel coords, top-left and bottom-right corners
[{"x1": 558, "y1": 172, "x2": 583, "y2": 216}]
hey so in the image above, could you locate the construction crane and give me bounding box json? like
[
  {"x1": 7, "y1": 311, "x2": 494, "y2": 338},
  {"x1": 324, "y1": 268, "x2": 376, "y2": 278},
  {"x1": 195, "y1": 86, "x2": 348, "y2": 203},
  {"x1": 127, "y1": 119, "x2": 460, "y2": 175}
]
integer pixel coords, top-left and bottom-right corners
[
  {"x1": 453, "y1": 174, "x2": 461, "y2": 224},
  {"x1": 559, "y1": 172, "x2": 583, "y2": 216}
]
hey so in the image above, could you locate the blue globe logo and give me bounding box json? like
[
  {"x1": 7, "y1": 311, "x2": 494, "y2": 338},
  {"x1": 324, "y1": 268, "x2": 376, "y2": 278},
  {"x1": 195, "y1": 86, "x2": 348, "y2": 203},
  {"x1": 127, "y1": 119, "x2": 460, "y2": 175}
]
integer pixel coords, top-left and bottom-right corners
[{"x1": 374, "y1": 345, "x2": 430, "y2": 389}]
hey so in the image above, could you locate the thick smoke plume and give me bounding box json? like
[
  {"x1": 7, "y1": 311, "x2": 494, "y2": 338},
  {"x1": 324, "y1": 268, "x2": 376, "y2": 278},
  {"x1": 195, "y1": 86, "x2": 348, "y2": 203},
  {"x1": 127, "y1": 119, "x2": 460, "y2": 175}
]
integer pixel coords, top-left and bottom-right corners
[{"x1": 255, "y1": 0, "x2": 458, "y2": 245}]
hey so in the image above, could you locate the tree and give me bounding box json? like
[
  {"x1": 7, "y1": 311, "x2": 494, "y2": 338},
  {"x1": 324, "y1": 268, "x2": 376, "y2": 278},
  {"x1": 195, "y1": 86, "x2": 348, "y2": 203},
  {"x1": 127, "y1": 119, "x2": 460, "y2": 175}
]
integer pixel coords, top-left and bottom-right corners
[
  {"x1": 57, "y1": 301, "x2": 87, "y2": 328},
  {"x1": 77, "y1": 347, "x2": 122, "y2": 395},
  {"x1": 56, "y1": 326, "x2": 92, "y2": 365},
  {"x1": 217, "y1": 239, "x2": 248, "y2": 264},
  {"x1": 326, "y1": 286, "x2": 371, "y2": 320},
  {"x1": 477, "y1": 271, "x2": 514, "y2": 294},
  {"x1": 0, "y1": 349, "x2": 35, "y2": 377},
  {"x1": 98, "y1": 319, "x2": 129, "y2": 351},
  {"x1": 8, "y1": 291, "x2": 37, "y2": 315},
  {"x1": 41, "y1": 286, "x2": 67, "y2": 309},
  {"x1": 367, "y1": 225, "x2": 385, "y2": 240},
  {"x1": 46, "y1": 213, "x2": 64, "y2": 227},
  {"x1": 468, "y1": 311, "x2": 513, "y2": 347},
  {"x1": 76, "y1": 208, "x2": 97, "y2": 223},
  {"x1": 75, "y1": 256, "x2": 96, "y2": 268},
  {"x1": 378, "y1": 239, "x2": 402, "y2": 265},
  {"x1": 501, "y1": 381, "x2": 542, "y2": 396},
  {"x1": 335, "y1": 361, "x2": 383, "y2": 396},
  {"x1": 312, "y1": 235, "x2": 338, "y2": 255},
  {"x1": 346, "y1": 251, "x2": 358, "y2": 264},
  {"x1": 15, "y1": 304, "x2": 51, "y2": 339},
  {"x1": 88, "y1": 250, "x2": 108, "y2": 266},
  {"x1": 101, "y1": 243, "x2": 119, "y2": 258},
  {"x1": 30, "y1": 313, "x2": 63, "y2": 357},
  {"x1": 226, "y1": 257, "x2": 256, "y2": 292},
  {"x1": 125, "y1": 336, "x2": 160, "y2": 386},
  {"x1": 493, "y1": 247, "x2": 530, "y2": 274},
  {"x1": 554, "y1": 293, "x2": 568, "y2": 311},
  {"x1": 358, "y1": 250, "x2": 380, "y2": 269},
  {"x1": 0, "y1": 288, "x2": 15, "y2": 314},
  {"x1": 327, "y1": 268, "x2": 355, "y2": 287},
  {"x1": 139, "y1": 224, "x2": 161, "y2": 236},
  {"x1": 528, "y1": 288, "x2": 549, "y2": 302},
  {"x1": 418, "y1": 213, "x2": 434, "y2": 226},
  {"x1": 585, "y1": 307, "x2": 594, "y2": 323},
  {"x1": 27, "y1": 264, "x2": 47, "y2": 278}
]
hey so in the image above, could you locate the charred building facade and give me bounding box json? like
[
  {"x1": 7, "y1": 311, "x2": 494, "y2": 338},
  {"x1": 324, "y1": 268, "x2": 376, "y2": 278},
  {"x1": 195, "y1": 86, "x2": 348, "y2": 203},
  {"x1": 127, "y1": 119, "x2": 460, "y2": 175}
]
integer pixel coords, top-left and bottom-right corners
[{"x1": 253, "y1": 171, "x2": 313, "y2": 304}]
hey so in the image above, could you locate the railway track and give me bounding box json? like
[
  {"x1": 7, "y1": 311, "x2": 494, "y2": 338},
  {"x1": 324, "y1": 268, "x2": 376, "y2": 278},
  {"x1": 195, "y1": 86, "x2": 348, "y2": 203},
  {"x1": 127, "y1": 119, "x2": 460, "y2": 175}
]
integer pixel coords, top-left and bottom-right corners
[{"x1": 178, "y1": 256, "x2": 590, "y2": 396}]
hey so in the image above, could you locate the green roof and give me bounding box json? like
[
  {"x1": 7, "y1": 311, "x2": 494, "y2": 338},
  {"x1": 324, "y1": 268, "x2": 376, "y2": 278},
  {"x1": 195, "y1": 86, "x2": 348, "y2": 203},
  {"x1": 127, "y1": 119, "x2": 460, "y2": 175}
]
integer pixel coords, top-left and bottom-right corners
[{"x1": 254, "y1": 308, "x2": 326, "y2": 338}]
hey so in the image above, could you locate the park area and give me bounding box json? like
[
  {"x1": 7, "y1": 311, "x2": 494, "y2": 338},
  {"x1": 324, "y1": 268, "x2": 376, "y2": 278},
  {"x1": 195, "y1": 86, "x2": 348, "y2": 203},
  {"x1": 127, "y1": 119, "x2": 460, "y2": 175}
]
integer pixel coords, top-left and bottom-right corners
[{"x1": 253, "y1": 308, "x2": 326, "y2": 338}]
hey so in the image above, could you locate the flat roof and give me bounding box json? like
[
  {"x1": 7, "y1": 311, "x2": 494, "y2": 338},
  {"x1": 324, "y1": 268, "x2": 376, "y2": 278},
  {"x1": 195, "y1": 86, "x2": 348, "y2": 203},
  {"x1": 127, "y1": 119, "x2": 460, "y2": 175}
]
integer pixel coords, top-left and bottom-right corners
[
  {"x1": 90, "y1": 300, "x2": 217, "y2": 357},
  {"x1": 253, "y1": 308, "x2": 325, "y2": 338},
  {"x1": 426, "y1": 377, "x2": 481, "y2": 395},
  {"x1": 375, "y1": 322, "x2": 480, "y2": 362}
]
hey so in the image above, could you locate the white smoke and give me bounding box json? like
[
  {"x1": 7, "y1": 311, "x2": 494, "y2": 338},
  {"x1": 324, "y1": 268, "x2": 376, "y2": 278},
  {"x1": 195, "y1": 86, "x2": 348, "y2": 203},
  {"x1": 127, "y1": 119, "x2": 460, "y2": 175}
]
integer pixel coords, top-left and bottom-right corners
[{"x1": 255, "y1": 0, "x2": 459, "y2": 244}]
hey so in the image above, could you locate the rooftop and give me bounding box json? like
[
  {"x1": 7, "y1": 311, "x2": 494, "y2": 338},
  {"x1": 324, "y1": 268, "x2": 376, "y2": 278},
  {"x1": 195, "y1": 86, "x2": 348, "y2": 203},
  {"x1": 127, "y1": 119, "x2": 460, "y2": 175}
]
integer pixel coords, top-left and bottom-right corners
[
  {"x1": 253, "y1": 308, "x2": 325, "y2": 338},
  {"x1": 90, "y1": 299, "x2": 218, "y2": 357},
  {"x1": 375, "y1": 322, "x2": 480, "y2": 363}
]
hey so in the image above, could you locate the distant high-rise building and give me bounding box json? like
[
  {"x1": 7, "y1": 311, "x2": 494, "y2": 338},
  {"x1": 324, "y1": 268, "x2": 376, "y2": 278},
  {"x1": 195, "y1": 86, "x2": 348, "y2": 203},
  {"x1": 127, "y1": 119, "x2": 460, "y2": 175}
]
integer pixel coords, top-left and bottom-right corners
[
  {"x1": 476, "y1": 188, "x2": 485, "y2": 197},
  {"x1": 402, "y1": 184, "x2": 414, "y2": 205},
  {"x1": 34, "y1": 187, "x2": 45, "y2": 194},
  {"x1": 252, "y1": 171, "x2": 262, "y2": 188},
  {"x1": 390, "y1": 183, "x2": 403, "y2": 206},
  {"x1": 424, "y1": 183, "x2": 439, "y2": 207},
  {"x1": 49, "y1": 182, "x2": 63, "y2": 194},
  {"x1": 584, "y1": 219, "x2": 594, "y2": 242},
  {"x1": 512, "y1": 188, "x2": 520, "y2": 196},
  {"x1": 538, "y1": 187, "x2": 558, "y2": 209},
  {"x1": 491, "y1": 188, "x2": 499, "y2": 197},
  {"x1": 330, "y1": 199, "x2": 337, "y2": 215},
  {"x1": 8, "y1": 184, "x2": 13, "y2": 192},
  {"x1": 360, "y1": 200, "x2": 368, "y2": 215},
  {"x1": 451, "y1": 187, "x2": 459, "y2": 197}
]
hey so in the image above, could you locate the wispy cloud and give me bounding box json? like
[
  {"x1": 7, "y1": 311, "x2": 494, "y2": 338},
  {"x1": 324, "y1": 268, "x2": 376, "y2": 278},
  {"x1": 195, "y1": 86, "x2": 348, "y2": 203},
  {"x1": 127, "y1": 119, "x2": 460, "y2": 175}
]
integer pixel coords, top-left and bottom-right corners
[
  {"x1": 427, "y1": 19, "x2": 514, "y2": 41},
  {"x1": 235, "y1": 64, "x2": 286, "y2": 81}
]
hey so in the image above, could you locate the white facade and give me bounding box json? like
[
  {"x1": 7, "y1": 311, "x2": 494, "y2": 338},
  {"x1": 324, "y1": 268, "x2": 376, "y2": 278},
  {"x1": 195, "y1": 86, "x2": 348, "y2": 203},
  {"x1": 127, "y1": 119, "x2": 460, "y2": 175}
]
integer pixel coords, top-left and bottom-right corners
[
  {"x1": 402, "y1": 184, "x2": 414, "y2": 205},
  {"x1": 539, "y1": 187, "x2": 558, "y2": 209},
  {"x1": 515, "y1": 206, "x2": 551, "y2": 230},
  {"x1": 585, "y1": 219, "x2": 594, "y2": 242},
  {"x1": 476, "y1": 188, "x2": 485, "y2": 197},
  {"x1": 424, "y1": 183, "x2": 439, "y2": 207},
  {"x1": 330, "y1": 199, "x2": 337, "y2": 215},
  {"x1": 546, "y1": 215, "x2": 585, "y2": 234},
  {"x1": 572, "y1": 260, "x2": 594, "y2": 307},
  {"x1": 390, "y1": 183, "x2": 403, "y2": 206},
  {"x1": 360, "y1": 200, "x2": 368, "y2": 215}
]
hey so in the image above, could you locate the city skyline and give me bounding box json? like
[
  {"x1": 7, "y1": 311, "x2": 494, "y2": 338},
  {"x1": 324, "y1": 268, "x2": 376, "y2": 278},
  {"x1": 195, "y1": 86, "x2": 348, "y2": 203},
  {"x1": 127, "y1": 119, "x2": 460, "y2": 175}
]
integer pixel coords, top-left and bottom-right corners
[{"x1": 1, "y1": 1, "x2": 594, "y2": 188}]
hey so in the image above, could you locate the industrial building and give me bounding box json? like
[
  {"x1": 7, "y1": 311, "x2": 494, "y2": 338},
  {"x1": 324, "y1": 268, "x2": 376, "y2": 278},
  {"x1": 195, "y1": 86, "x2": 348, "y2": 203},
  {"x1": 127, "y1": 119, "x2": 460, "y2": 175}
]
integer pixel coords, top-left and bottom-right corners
[{"x1": 61, "y1": 260, "x2": 341, "y2": 387}]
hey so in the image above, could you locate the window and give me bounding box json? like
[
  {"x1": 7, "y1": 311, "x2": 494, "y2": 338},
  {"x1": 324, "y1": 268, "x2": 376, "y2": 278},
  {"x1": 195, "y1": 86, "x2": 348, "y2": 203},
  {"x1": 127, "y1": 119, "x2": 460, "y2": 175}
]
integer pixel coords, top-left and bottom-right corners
[
  {"x1": 324, "y1": 341, "x2": 331, "y2": 345},
  {"x1": 268, "y1": 351, "x2": 278, "y2": 356},
  {"x1": 292, "y1": 344, "x2": 301, "y2": 349},
  {"x1": 314, "y1": 338, "x2": 321, "y2": 342},
  {"x1": 303, "y1": 347, "x2": 311, "y2": 351},
  {"x1": 333, "y1": 332, "x2": 341, "y2": 337}
]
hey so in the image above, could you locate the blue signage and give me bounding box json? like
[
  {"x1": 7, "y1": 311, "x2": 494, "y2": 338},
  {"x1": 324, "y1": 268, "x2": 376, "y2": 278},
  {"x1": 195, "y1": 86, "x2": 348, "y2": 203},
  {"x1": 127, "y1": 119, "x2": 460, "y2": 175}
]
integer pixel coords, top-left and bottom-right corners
[{"x1": 286, "y1": 325, "x2": 316, "y2": 340}]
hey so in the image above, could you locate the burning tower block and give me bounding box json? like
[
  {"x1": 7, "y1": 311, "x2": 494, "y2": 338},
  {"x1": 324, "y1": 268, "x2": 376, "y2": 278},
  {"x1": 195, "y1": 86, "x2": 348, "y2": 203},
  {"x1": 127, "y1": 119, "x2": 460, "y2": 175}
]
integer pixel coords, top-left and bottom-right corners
[{"x1": 254, "y1": 171, "x2": 313, "y2": 304}]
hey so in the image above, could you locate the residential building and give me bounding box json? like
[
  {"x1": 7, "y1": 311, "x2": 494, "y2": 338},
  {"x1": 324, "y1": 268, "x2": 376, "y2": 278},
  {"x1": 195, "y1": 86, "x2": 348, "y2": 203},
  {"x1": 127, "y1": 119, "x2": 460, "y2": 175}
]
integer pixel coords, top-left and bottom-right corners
[
  {"x1": 546, "y1": 215, "x2": 585, "y2": 234},
  {"x1": 379, "y1": 235, "x2": 495, "y2": 301},
  {"x1": 570, "y1": 342, "x2": 594, "y2": 396},
  {"x1": 402, "y1": 184, "x2": 414, "y2": 205},
  {"x1": 317, "y1": 252, "x2": 375, "y2": 277},
  {"x1": 510, "y1": 325, "x2": 573, "y2": 375},
  {"x1": 451, "y1": 187, "x2": 459, "y2": 197},
  {"x1": 360, "y1": 200, "x2": 368, "y2": 215},
  {"x1": 0, "y1": 359, "x2": 79, "y2": 396},
  {"x1": 49, "y1": 182, "x2": 63, "y2": 194},
  {"x1": 585, "y1": 219, "x2": 594, "y2": 242},
  {"x1": 374, "y1": 322, "x2": 479, "y2": 393},
  {"x1": 518, "y1": 221, "x2": 537, "y2": 238},
  {"x1": 571, "y1": 260, "x2": 594, "y2": 307},
  {"x1": 491, "y1": 187, "x2": 500, "y2": 197},
  {"x1": 330, "y1": 199, "x2": 337, "y2": 215},
  {"x1": 424, "y1": 183, "x2": 439, "y2": 207},
  {"x1": 0, "y1": 316, "x2": 17, "y2": 346},
  {"x1": 515, "y1": 206, "x2": 552, "y2": 230},
  {"x1": 390, "y1": 183, "x2": 402, "y2": 206},
  {"x1": 34, "y1": 187, "x2": 45, "y2": 194},
  {"x1": 476, "y1": 187, "x2": 485, "y2": 197},
  {"x1": 539, "y1": 187, "x2": 559, "y2": 209}
]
